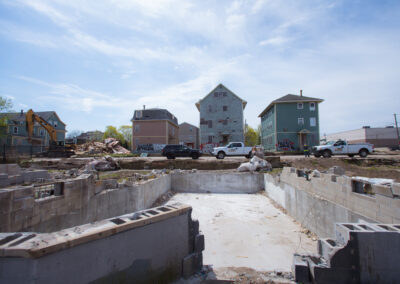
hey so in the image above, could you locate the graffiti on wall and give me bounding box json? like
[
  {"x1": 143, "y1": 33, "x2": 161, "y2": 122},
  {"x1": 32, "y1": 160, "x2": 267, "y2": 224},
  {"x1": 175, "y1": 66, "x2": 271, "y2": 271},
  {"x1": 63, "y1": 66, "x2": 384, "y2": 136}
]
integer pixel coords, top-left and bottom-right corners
[
  {"x1": 277, "y1": 139, "x2": 295, "y2": 151},
  {"x1": 200, "y1": 143, "x2": 220, "y2": 154}
]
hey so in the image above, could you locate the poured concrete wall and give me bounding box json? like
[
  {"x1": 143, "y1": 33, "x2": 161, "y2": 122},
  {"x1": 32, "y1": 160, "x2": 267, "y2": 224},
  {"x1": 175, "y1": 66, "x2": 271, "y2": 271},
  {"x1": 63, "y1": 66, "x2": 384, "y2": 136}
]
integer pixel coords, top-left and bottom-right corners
[
  {"x1": 0, "y1": 174, "x2": 171, "y2": 233},
  {"x1": 264, "y1": 168, "x2": 400, "y2": 238},
  {"x1": 0, "y1": 204, "x2": 204, "y2": 284},
  {"x1": 171, "y1": 172, "x2": 264, "y2": 193}
]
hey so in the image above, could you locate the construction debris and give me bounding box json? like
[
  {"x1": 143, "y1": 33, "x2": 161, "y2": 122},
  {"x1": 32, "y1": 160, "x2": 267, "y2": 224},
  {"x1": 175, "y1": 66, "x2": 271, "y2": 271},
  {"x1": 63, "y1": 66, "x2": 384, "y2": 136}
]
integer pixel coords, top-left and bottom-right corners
[
  {"x1": 76, "y1": 138, "x2": 130, "y2": 154},
  {"x1": 84, "y1": 155, "x2": 121, "y2": 172},
  {"x1": 237, "y1": 156, "x2": 272, "y2": 172}
]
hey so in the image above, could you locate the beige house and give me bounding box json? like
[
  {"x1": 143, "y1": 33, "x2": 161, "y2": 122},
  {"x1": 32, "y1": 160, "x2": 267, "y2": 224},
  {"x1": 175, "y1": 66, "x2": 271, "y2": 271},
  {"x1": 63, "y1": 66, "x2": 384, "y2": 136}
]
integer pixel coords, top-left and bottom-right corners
[
  {"x1": 179, "y1": 122, "x2": 199, "y2": 149},
  {"x1": 131, "y1": 108, "x2": 179, "y2": 151}
]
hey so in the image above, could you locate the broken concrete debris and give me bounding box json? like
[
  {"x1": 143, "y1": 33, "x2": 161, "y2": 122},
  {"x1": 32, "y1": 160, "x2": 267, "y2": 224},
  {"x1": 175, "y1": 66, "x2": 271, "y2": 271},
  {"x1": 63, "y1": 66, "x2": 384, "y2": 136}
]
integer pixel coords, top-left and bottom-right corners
[
  {"x1": 237, "y1": 155, "x2": 272, "y2": 172},
  {"x1": 76, "y1": 137, "x2": 130, "y2": 154},
  {"x1": 84, "y1": 155, "x2": 120, "y2": 172}
]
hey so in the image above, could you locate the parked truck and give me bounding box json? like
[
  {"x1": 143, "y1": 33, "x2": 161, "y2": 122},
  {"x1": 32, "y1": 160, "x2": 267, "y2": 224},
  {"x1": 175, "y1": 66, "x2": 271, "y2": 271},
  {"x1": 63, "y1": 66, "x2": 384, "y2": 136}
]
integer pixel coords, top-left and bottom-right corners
[
  {"x1": 313, "y1": 140, "x2": 374, "y2": 158},
  {"x1": 212, "y1": 142, "x2": 253, "y2": 159}
]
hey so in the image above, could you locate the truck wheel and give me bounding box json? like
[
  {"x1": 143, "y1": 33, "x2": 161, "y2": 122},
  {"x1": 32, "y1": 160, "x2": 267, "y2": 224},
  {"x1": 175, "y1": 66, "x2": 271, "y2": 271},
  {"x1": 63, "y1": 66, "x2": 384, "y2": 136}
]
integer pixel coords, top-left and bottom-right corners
[
  {"x1": 359, "y1": 149, "x2": 368, "y2": 158},
  {"x1": 348, "y1": 154, "x2": 355, "y2": 157},
  {"x1": 314, "y1": 153, "x2": 321, "y2": 158},
  {"x1": 322, "y1": 150, "x2": 331, "y2": 158},
  {"x1": 217, "y1": 151, "x2": 225, "y2": 159}
]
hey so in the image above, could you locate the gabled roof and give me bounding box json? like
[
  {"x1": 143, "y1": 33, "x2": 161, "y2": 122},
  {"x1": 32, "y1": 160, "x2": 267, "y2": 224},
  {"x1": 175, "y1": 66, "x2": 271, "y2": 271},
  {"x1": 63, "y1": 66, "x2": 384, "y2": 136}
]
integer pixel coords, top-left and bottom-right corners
[
  {"x1": 131, "y1": 108, "x2": 178, "y2": 125},
  {"x1": 195, "y1": 83, "x2": 247, "y2": 111},
  {"x1": 258, "y1": 94, "x2": 323, "y2": 117},
  {"x1": 179, "y1": 122, "x2": 198, "y2": 129},
  {"x1": 0, "y1": 111, "x2": 66, "y2": 125}
]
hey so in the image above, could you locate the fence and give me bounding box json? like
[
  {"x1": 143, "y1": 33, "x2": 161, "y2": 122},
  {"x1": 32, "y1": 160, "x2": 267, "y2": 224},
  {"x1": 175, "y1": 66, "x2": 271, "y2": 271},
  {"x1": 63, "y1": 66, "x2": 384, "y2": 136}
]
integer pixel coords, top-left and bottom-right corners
[{"x1": 0, "y1": 145, "x2": 47, "y2": 162}]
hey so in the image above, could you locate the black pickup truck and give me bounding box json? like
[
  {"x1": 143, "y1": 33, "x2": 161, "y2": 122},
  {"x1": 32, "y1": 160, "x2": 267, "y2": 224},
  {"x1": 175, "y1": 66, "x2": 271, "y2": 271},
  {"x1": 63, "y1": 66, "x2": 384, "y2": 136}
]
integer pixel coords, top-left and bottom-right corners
[{"x1": 161, "y1": 145, "x2": 202, "y2": 159}]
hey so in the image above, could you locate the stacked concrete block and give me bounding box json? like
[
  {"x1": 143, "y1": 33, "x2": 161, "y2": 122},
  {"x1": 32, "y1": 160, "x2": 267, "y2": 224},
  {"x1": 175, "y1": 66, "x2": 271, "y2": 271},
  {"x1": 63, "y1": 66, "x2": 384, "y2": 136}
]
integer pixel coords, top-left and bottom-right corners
[
  {"x1": 293, "y1": 222, "x2": 400, "y2": 283},
  {"x1": 0, "y1": 173, "x2": 10, "y2": 188},
  {"x1": 0, "y1": 204, "x2": 204, "y2": 283}
]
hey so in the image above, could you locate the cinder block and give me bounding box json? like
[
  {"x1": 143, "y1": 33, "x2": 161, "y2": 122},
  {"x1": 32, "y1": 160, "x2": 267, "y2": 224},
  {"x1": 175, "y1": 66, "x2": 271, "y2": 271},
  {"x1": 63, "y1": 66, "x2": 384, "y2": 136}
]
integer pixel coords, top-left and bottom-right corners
[
  {"x1": 8, "y1": 175, "x2": 23, "y2": 185},
  {"x1": 392, "y1": 183, "x2": 400, "y2": 196},
  {"x1": 292, "y1": 254, "x2": 311, "y2": 283},
  {"x1": 0, "y1": 190, "x2": 12, "y2": 214},
  {"x1": 0, "y1": 164, "x2": 21, "y2": 175},
  {"x1": 0, "y1": 173, "x2": 10, "y2": 188},
  {"x1": 194, "y1": 234, "x2": 205, "y2": 252},
  {"x1": 182, "y1": 252, "x2": 203, "y2": 278},
  {"x1": 13, "y1": 186, "x2": 34, "y2": 199},
  {"x1": 372, "y1": 184, "x2": 394, "y2": 198},
  {"x1": 12, "y1": 197, "x2": 34, "y2": 211}
]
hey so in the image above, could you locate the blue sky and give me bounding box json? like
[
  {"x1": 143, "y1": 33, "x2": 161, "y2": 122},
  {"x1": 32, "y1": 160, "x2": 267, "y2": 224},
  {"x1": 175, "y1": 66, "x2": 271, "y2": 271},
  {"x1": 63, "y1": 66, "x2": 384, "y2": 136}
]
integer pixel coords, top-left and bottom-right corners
[{"x1": 0, "y1": 0, "x2": 399, "y2": 136}]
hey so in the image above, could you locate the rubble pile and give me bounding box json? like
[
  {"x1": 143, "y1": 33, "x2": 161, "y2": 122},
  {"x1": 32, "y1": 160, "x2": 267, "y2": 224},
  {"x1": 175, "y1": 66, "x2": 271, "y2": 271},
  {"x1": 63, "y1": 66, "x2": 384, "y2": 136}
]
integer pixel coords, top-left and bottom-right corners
[
  {"x1": 237, "y1": 156, "x2": 272, "y2": 172},
  {"x1": 77, "y1": 138, "x2": 130, "y2": 154}
]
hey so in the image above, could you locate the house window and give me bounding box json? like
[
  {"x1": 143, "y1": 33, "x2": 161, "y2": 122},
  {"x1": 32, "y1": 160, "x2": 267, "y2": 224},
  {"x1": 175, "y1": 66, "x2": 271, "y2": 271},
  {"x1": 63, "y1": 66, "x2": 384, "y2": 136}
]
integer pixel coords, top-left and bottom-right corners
[
  {"x1": 310, "y1": 117, "x2": 316, "y2": 127},
  {"x1": 298, "y1": 118, "x2": 304, "y2": 125},
  {"x1": 297, "y1": 103, "x2": 303, "y2": 109},
  {"x1": 208, "y1": 120, "x2": 213, "y2": 128},
  {"x1": 208, "y1": 105, "x2": 212, "y2": 112},
  {"x1": 136, "y1": 111, "x2": 142, "y2": 118},
  {"x1": 310, "y1": 102, "x2": 316, "y2": 111},
  {"x1": 172, "y1": 128, "x2": 175, "y2": 135},
  {"x1": 223, "y1": 106, "x2": 228, "y2": 111},
  {"x1": 40, "y1": 129, "x2": 44, "y2": 136},
  {"x1": 13, "y1": 127, "x2": 18, "y2": 134},
  {"x1": 135, "y1": 124, "x2": 140, "y2": 133},
  {"x1": 54, "y1": 121, "x2": 58, "y2": 128},
  {"x1": 208, "y1": 136, "x2": 213, "y2": 143},
  {"x1": 190, "y1": 127, "x2": 193, "y2": 132}
]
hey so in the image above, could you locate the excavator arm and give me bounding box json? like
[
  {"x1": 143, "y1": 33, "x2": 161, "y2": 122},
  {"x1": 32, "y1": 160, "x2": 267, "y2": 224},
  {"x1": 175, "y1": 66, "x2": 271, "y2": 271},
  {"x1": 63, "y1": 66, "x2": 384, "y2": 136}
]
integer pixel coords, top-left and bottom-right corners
[{"x1": 26, "y1": 109, "x2": 58, "y2": 142}]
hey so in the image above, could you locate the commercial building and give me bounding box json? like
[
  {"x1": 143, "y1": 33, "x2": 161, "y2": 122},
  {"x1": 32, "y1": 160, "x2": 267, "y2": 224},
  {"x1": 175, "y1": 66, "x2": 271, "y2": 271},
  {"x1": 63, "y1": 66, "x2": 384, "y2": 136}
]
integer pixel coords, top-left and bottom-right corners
[{"x1": 325, "y1": 127, "x2": 399, "y2": 148}]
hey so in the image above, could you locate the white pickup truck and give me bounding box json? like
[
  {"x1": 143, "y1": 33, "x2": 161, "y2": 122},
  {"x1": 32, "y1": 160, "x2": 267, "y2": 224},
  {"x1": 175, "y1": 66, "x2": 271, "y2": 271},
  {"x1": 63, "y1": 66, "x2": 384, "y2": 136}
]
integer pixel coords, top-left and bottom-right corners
[
  {"x1": 212, "y1": 142, "x2": 253, "y2": 159},
  {"x1": 313, "y1": 140, "x2": 374, "y2": 158}
]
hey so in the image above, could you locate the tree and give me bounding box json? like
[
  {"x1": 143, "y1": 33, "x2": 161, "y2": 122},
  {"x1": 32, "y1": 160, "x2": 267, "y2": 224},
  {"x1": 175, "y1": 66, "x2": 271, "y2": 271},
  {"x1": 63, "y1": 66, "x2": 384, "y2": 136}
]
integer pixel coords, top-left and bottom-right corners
[
  {"x1": 0, "y1": 96, "x2": 12, "y2": 137},
  {"x1": 118, "y1": 125, "x2": 132, "y2": 149},
  {"x1": 245, "y1": 125, "x2": 259, "y2": 146},
  {"x1": 103, "y1": 126, "x2": 124, "y2": 143}
]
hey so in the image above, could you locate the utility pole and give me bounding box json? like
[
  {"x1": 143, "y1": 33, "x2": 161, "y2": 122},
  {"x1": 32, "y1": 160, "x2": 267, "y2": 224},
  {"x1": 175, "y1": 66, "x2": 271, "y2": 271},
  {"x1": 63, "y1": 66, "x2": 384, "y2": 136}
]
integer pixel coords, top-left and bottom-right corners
[{"x1": 395, "y1": 114, "x2": 400, "y2": 150}]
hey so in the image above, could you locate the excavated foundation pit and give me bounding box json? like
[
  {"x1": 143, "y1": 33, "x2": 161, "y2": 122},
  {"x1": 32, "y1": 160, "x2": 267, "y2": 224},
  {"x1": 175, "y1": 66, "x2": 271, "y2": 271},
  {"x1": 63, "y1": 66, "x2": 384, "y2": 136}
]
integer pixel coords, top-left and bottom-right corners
[{"x1": 1, "y1": 167, "x2": 400, "y2": 283}]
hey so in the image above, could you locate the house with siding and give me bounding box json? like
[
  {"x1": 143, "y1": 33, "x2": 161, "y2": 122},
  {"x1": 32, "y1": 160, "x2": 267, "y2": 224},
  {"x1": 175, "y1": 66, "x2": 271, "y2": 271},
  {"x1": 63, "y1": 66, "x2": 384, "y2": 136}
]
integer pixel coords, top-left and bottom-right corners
[
  {"x1": 196, "y1": 84, "x2": 246, "y2": 146},
  {"x1": 179, "y1": 122, "x2": 199, "y2": 149},
  {"x1": 0, "y1": 110, "x2": 66, "y2": 146},
  {"x1": 131, "y1": 108, "x2": 179, "y2": 151},
  {"x1": 259, "y1": 91, "x2": 323, "y2": 151}
]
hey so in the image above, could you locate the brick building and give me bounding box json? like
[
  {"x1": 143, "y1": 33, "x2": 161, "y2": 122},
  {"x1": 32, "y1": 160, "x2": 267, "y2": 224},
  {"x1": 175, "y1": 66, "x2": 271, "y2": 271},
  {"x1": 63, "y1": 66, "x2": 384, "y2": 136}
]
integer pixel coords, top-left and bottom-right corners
[{"x1": 131, "y1": 108, "x2": 179, "y2": 151}]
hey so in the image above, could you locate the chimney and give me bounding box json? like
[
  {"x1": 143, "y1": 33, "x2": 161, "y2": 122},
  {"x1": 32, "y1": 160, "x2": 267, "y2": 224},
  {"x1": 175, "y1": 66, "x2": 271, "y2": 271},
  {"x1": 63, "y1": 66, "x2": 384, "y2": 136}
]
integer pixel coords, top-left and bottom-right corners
[
  {"x1": 300, "y1": 90, "x2": 303, "y2": 97},
  {"x1": 143, "y1": 105, "x2": 146, "y2": 110},
  {"x1": 20, "y1": 109, "x2": 24, "y2": 116}
]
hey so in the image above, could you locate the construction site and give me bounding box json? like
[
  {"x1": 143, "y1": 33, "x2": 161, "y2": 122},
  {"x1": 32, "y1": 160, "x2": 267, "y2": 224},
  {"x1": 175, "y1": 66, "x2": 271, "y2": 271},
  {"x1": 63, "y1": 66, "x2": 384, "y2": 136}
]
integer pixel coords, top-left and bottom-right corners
[{"x1": 1, "y1": 150, "x2": 400, "y2": 284}]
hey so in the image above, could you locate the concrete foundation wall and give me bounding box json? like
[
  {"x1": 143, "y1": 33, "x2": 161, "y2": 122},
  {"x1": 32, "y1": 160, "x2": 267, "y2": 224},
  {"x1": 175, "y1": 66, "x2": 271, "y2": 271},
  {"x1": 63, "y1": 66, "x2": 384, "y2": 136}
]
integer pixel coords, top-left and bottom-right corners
[
  {"x1": 0, "y1": 174, "x2": 171, "y2": 233},
  {"x1": 171, "y1": 172, "x2": 264, "y2": 193},
  {"x1": 0, "y1": 204, "x2": 204, "y2": 284},
  {"x1": 264, "y1": 168, "x2": 400, "y2": 238}
]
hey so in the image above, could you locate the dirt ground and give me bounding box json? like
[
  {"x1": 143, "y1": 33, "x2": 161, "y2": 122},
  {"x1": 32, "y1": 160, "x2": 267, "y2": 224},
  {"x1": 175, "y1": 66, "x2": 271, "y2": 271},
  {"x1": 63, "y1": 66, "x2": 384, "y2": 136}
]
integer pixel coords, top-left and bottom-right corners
[{"x1": 283, "y1": 155, "x2": 400, "y2": 182}]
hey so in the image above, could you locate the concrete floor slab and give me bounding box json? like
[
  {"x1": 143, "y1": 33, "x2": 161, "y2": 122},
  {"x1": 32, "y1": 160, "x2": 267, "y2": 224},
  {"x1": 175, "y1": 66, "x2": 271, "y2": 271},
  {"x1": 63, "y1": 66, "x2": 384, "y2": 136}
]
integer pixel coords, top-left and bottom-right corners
[{"x1": 167, "y1": 193, "x2": 317, "y2": 272}]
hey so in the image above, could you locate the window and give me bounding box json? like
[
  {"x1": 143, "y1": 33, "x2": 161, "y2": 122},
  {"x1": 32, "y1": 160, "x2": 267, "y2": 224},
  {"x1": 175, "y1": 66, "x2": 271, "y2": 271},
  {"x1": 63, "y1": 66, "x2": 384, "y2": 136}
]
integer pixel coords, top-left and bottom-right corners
[
  {"x1": 190, "y1": 127, "x2": 193, "y2": 132},
  {"x1": 310, "y1": 102, "x2": 316, "y2": 111},
  {"x1": 135, "y1": 124, "x2": 140, "y2": 133},
  {"x1": 208, "y1": 136, "x2": 213, "y2": 143},
  {"x1": 298, "y1": 118, "x2": 304, "y2": 125},
  {"x1": 13, "y1": 127, "x2": 18, "y2": 134},
  {"x1": 297, "y1": 103, "x2": 303, "y2": 109},
  {"x1": 223, "y1": 106, "x2": 228, "y2": 111},
  {"x1": 40, "y1": 129, "x2": 44, "y2": 136},
  {"x1": 136, "y1": 110, "x2": 142, "y2": 118},
  {"x1": 208, "y1": 105, "x2": 212, "y2": 112},
  {"x1": 310, "y1": 117, "x2": 316, "y2": 127},
  {"x1": 54, "y1": 121, "x2": 58, "y2": 128},
  {"x1": 233, "y1": 143, "x2": 242, "y2": 147},
  {"x1": 208, "y1": 120, "x2": 212, "y2": 128}
]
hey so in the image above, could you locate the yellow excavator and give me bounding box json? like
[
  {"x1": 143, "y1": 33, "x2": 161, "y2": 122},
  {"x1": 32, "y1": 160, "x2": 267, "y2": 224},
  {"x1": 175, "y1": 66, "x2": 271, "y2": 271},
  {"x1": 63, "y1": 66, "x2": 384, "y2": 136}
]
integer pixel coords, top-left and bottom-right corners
[{"x1": 26, "y1": 109, "x2": 75, "y2": 158}]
